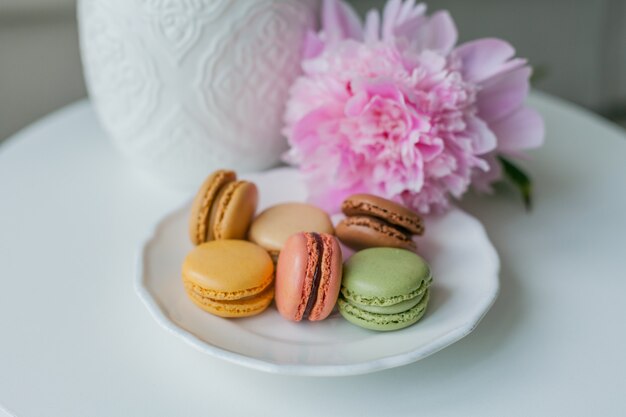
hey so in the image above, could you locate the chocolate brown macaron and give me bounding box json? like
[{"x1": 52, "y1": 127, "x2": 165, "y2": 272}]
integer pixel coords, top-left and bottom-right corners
[{"x1": 336, "y1": 194, "x2": 424, "y2": 251}]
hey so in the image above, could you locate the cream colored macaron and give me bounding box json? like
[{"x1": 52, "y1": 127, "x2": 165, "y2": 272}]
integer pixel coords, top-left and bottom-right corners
[{"x1": 248, "y1": 202, "x2": 334, "y2": 260}]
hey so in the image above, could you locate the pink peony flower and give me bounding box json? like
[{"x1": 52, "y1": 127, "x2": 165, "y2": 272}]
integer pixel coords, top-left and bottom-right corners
[{"x1": 283, "y1": 0, "x2": 544, "y2": 214}]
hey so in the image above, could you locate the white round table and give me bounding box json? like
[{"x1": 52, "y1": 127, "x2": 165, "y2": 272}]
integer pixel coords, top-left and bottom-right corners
[{"x1": 0, "y1": 92, "x2": 624, "y2": 416}]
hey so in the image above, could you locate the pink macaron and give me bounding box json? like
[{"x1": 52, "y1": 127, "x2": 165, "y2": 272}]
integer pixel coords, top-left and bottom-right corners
[{"x1": 275, "y1": 232, "x2": 343, "y2": 322}]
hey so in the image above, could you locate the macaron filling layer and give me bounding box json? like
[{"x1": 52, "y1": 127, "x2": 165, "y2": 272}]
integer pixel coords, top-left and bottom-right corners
[
  {"x1": 338, "y1": 289, "x2": 430, "y2": 329},
  {"x1": 210, "y1": 180, "x2": 243, "y2": 240},
  {"x1": 183, "y1": 276, "x2": 273, "y2": 301},
  {"x1": 354, "y1": 293, "x2": 424, "y2": 315},
  {"x1": 192, "y1": 170, "x2": 236, "y2": 244},
  {"x1": 342, "y1": 200, "x2": 424, "y2": 235},
  {"x1": 302, "y1": 233, "x2": 324, "y2": 320},
  {"x1": 275, "y1": 232, "x2": 341, "y2": 322},
  {"x1": 341, "y1": 216, "x2": 414, "y2": 242},
  {"x1": 186, "y1": 283, "x2": 275, "y2": 317},
  {"x1": 205, "y1": 184, "x2": 229, "y2": 241},
  {"x1": 292, "y1": 232, "x2": 338, "y2": 321},
  {"x1": 341, "y1": 276, "x2": 432, "y2": 307},
  {"x1": 310, "y1": 234, "x2": 338, "y2": 320}
]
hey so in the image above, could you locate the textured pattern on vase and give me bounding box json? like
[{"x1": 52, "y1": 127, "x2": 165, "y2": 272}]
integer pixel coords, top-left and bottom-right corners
[
  {"x1": 199, "y1": 1, "x2": 313, "y2": 153},
  {"x1": 79, "y1": 0, "x2": 161, "y2": 141},
  {"x1": 138, "y1": 0, "x2": 228, "y2": 64},
  {"x1": 78, "y1": 0, "x2": 319, "y2": 188}
]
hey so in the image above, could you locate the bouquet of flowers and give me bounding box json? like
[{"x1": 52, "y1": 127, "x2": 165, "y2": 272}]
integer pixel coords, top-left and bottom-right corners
[{"x1": 283, "y1": 0, "x2": 544, "y2": 214}]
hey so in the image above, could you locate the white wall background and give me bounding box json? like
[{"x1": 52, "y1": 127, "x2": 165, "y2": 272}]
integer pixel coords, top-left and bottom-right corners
[{"x1": 1, "y1": 0, "x2": 625, "y2": 143}]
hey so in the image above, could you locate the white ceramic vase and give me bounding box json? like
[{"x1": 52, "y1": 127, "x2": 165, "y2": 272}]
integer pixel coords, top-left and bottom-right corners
[{"x1": 78, "y1": 0, "x2": 319, "y2": 189}]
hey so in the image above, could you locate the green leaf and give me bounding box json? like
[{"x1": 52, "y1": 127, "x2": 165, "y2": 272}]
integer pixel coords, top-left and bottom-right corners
[
  {"x1": 529, "y1": 65, "x2": 549, "y2": 85},
  {"x1": 498, "y1": 156, "x2": 533, "y2": 211}
]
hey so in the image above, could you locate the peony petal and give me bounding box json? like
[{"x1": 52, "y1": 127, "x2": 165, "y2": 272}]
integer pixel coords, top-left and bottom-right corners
[
  {"x1": 454, "y1": 38, "x2": 526, "y2": 83},
  {"x1": 381, "y1": 0, "x2": 403, "y2": 42},
  {"x1": 414, "y1": 49, "x2": 447, "y2": 75},
  {"x1": 364, "y1": 79, "x2": 404, "y2": 101},
  {"x1": 420, "y1": 10, "x2": 458, "y2": 53},
  {"x1": 471, "y1": 152, "x2": 502, "y2": 193},
  {"x1": 410, "y1": 2, "x2": 427, "y2": 19},
  {"x1": 427, "y1": 152, "x2": 456, "y2": 178},
  {"x1": 339, "y1": 1, "x2": 364, "y2": 39},
  {"x1": 490, "y1": 107, "x2": 545, "y2": 152},
  {"x1": 406, "y1": 155, "x2": 425, "y2": 191},
  {"x1": 444, "y1": 173, "x2": 469, "y2": 197},
  {"x1": 477, "y1": 66, "x2": 531, "y2": 123},
  {"x1": 398, "y1": 0, "x2": 417, "y2": 24},
  {"x1": 321, "y1": 0, "x2": 342, "y2": 41},
  {"x1": 345, "y1": 91, "x2": 369, "y2": 116},
  {"x1": 291, "y1": 108, "x2": 334, "y2": 150},
  {"x1": 322, "y1": 0, "x2": 363, "y2": 43},
  {"x1": 364, "y1": 10, "x2": 381, "y2": 43},
  {"x1": 394, "y1": 14, "x2": 427, "y2": 42},
  {"x1": 302, "y1": 31, "x2": 325, "y2": 60},
  {"x1": 395, "y1": 0, "x2": 426, "y2": 30},
  {"x1": 466, "y1": 116, "x2": 497, "y2": 154},
  {"x1": 350, "y1": 78, "x2": 407, "y2": 106},
  {"x1": 417, "y1": 135, "x2": 444, "y2": 161}
]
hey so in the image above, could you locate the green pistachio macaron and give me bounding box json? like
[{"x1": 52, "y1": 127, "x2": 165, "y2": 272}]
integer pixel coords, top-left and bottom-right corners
[{"x1": 338, "y1": 247, "x2": 433, "y2": 331}]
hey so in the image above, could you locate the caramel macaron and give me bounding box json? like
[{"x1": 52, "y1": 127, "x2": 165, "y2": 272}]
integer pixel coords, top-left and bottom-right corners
[
  {"x1": 336, "y1": 194, "x2": 424, "y2": 251},
  {"x1": 182, "y1": 240, "x2": 274, "y2": 318},
  {"x1": 248, "y1": 202, "x2": 334, "y2": 260},
  {"x1": 189, "y1": 169, "x2": 258, "y2": 245}
]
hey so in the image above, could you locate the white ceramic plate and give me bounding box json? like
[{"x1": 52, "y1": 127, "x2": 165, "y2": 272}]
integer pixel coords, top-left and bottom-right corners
[{"x1": 136, "y1": 168, "x2": 499, "y2": 376}]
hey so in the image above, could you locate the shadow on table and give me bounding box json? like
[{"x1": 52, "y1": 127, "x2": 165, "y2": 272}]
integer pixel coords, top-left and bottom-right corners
[
  {"x1": 227, "y1": 258, "x2": 527, "y2": 413},
  {"x1": 385, "y1": 258, "x2": 524, "y2": 376}
]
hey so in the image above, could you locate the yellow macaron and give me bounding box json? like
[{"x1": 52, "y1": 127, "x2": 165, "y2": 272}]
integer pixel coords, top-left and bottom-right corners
[
  {"x1": 182, "y1": 240, "x2": 274, "y2": 318},
  {"x1": 188, "y1": 169, "x2": 258, "y2": 245}
]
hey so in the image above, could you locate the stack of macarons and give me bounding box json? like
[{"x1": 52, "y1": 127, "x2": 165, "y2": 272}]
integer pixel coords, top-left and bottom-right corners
[
  {"x1": 182, "y1": 240, "x2": 274, "y2": 317},
  {"x1": 184, "y1": 170, "x2": 269, "y2": 318},
  {"x1": 181, "y1": 169, "x2": 433, "y2": 331},
  {"x1": 338, "y1": 248, "x2": 432, "y2": 331}
]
